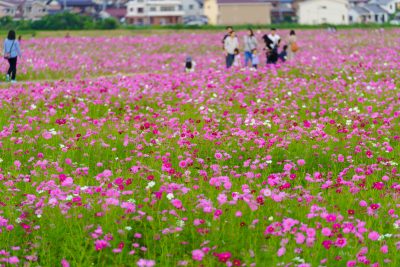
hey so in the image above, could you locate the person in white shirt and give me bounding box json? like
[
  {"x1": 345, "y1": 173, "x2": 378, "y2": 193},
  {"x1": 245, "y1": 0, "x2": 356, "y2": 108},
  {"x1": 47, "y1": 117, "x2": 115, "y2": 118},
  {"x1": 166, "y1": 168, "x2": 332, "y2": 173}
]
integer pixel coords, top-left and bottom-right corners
[
  {"x1": 267, "y1": 28, "x2": 280, "y2": 49},
  {"x1": 266, "y1": 28, "x2": 280, "y2": 64},
  {"x1": 224, "y1": 31, "x2": 239, "y2": 68}
]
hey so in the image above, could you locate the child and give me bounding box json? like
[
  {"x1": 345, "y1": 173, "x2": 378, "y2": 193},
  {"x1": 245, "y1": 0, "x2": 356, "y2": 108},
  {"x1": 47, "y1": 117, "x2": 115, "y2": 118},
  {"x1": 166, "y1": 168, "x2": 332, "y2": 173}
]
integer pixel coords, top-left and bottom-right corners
[
  {"x1": 233, "y1": 48, "x2": 241, "y2": 67},
  {"x1": 185, "y1": 56, "x2": 196, "y2": 73},
  {"x1": 251, "y1": 49, "x2": 259, "y2": 69},
  {"x1": 278, "y1": 45, "x2": 288, "y2": 62}
]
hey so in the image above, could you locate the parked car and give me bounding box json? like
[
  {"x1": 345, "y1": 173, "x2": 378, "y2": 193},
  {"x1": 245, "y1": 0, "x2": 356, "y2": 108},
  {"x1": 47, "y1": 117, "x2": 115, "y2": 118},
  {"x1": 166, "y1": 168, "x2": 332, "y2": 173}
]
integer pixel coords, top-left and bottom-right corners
[
  {"x1": 390, "y1": 19, "x2": 400, "y2": 25},
  {"x1": 185, "y1": 20, "x2": 207, "y2": 26}
]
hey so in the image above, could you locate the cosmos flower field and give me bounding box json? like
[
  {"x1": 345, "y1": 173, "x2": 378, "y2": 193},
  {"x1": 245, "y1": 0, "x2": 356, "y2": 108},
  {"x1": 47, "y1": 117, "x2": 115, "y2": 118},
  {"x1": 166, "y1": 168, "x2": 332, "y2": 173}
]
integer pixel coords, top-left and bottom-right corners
[{"x1": 0, "y1": 29, "x2": 399, "y2": 267}]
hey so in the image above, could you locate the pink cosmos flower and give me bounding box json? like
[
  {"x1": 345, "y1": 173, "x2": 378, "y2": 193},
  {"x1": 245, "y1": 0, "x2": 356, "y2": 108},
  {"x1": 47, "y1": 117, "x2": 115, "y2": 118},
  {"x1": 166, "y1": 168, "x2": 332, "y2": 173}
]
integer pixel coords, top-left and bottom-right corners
[
  {"x1": 95, "y1": 239, "x2": 110, "y2": 251},
  {"x1": 297, "y1": 159, "x2": 305, "y2": 166},
  {"x1": 192, "y1": 249, "x2": 205, "y2": 261},
  {"x1": 171, "y1": 199, "x2": 183, "y2": 209},
  {"x1": 8, "y1": 257, "x2": 19, "y2": 265},
  {"x1": 136, "y1": 259, "x2": 155, "y2": 267},
  {"x1": 61, "y1": 259, "x2": 70, "y2": 267},
  {"x1": 335, "y1": 238, "x2": 347, "y2": 248},
  {"x1": 178, "y1": 160, "x2": 187, "y2": 168},
  {"x1": 321, "y1": 227, "x2": 331, "y2": 237},
  {"x1": 277, "y1": 247, "x2": 286, "y2": 257},
  {"x1": 368, "y1": 231, "x2": 380, "y2": 241},
  {"x1": 214, "y1": 152, "x2": 223, "y2": 160}
]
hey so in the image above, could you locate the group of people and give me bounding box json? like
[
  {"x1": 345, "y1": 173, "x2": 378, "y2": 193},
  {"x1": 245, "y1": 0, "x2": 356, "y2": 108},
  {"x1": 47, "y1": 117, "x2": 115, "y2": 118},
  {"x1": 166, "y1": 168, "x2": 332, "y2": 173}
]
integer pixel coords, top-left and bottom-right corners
[{"x1": 222, "y1": 26, "x2": 298, "y2": 69}]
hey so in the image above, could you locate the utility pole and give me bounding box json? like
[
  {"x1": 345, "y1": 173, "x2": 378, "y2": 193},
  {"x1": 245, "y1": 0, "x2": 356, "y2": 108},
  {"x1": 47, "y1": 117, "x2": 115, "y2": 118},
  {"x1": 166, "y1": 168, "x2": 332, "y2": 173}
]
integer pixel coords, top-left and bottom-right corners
[{"x1": 103, "y1": 0, "x2": 107, "y2": 11}]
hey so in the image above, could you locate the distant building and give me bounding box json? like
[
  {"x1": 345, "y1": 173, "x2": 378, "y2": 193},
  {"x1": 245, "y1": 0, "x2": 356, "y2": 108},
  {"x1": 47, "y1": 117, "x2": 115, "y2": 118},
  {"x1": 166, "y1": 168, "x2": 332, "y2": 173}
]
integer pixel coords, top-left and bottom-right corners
[
  {"x1": 298, "y1": 0, "x2": 349, "y2": 24},
  {"x1": 265, "y1": 0, "x2": 295, "y2": 23},
  {"x1": 46, "y1": 0, "x2": 62, "y2": 14},
  {"x1": 349, "y1": 4, "x2": 389, "y2": 23},
  {"x1": 0, "y1": 1, "x2": 17, "y2": 18},
  {"x1": 204, "y1": 0, "x2": 272, "y2": 25},
  {"x1": 203, "y1": 0, "x2": 218, "y2": 24},
  {"x1": 99, "y1": 7, "x2": 126, "y2": 21},
  {"x1": 369, "y1": 0, "x2": 400, "y2": 14},
  {"x1": 182, "y1": 0, "x2": 203, "y2": 17},
  {"x1": 0, "y1": 0, "x2": 48, "y2": 20},
  {"x1": 57, "y1": 0, "x2": 99, "y2": 15},
  {"x1": 125, "y1": 0, "x2": 184, "y2": 25},
  {"x1": 21, "y1": 0, "x2": 48, "y2": 20}
]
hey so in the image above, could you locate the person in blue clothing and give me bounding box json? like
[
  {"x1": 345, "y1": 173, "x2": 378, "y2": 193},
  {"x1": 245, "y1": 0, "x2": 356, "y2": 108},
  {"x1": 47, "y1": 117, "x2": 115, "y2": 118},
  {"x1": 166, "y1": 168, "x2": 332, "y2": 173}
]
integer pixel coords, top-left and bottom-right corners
[{"x1": 3, "y1": 30, "x2": 22, "y2": 83}]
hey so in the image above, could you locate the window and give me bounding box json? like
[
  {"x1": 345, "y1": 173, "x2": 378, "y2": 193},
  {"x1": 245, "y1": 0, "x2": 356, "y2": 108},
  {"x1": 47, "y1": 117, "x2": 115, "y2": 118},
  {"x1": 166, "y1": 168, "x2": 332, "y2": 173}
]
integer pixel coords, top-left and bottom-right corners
[
  {"x1": 189, "y1": 4, "x2": 194, "y2": 9},
  {"x1": 349, "y1": 15, "x2": 353, "y2": 22},
  {"x1": 320, "y1": 6, "x2": 327, "y2": 9},
  {"x1": 150, "y1": 7, "x2": 156, "y2": 11},
  {"x1": 342, "y1": 15, "x2": 345, "y2": 21},
  {"x1": 130, "y1": 8, "x2": 134, "y2": 12},
  {"x1": 138, "y1": 7, "x2": 144, "y2": 13},
  {"x1": 375, "y1": 14, "x2": 378, "y2": 21},
  {"x1": 160, "y1": 6, "x2": 174, "y2": 11}
]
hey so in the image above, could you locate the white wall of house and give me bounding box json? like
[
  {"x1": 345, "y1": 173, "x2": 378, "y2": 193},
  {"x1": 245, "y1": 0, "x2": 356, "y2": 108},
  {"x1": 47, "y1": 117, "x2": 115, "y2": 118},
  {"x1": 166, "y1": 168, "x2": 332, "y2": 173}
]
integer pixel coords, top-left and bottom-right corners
[
  {"x1": 126, "y1": 0, "x2": 183, "y2": 17},
  {"x1": 349, "y1": 9, "x2": 364, "y2": 23},
  {"x1": 182, "y1": 0, "x2": 203, "y2": 17},
  {"x1": 0, "y1": 1, "x2": 17, "y2": 18},
  {"x1": 298, "y1": 0, "x2": 349, "y2": 25},
  {"x1": 24, "y1": 1, "x2": 48, "y2": 20}
]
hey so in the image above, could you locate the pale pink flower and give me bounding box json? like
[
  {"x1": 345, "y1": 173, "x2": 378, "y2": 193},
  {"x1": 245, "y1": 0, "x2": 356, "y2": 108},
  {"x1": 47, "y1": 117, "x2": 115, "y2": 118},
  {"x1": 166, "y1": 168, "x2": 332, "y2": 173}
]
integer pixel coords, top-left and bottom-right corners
[{"x1": 192, "y1": 249, "x2": 205, "y2": 261}]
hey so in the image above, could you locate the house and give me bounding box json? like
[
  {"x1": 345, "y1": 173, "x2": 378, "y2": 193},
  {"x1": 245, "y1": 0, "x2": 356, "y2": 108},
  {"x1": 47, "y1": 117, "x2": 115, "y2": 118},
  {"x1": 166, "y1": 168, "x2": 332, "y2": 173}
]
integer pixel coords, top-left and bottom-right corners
[
  {"x1": 46, "y1": 0, "x2": 62, "y2": 14},
  {"x1": 265, "y1": 0, "x2": 295, "y2": 23},
  {"x1": 0, "y1": 0, "x2": 48, "y2": 20},
  {"x1": 99, "y1": 7, "x2": 126, "y2": 21},
  {"x1": 125, "y1": 0, "x2": 184, "y2": 25},
  {"x1": 370, "y1": 0, "x2": 400, "y2": 14},
  {"x1": 349, "y1": 4, "x2": 389, "y2": 22},
  {"x1": 57, "y1": 0, "x2": 99, "y2": 15},
  {"x1": 0, "y1": 1, "x2": 17, "y2": 18},
  {"x1": 349, "y1": 5, "x2": 369, "y2": 22},
  {"x1": 203, "y1": 0, "x2": 218, "y2": 24},
  {"x1": 349, "y1": 0, "x2": 368, "y2": 6},
  {"x1": 21, "y1": 0, "x2": 48, "y2": 20},
  {"x1": 298, "y1": 0, "x2": 349, "y2": 24},
  {"x1": 182, "y1": 0, "x2": 203, "y2": 17},
  {"x1": 204, "y1": 0, "x2": 272, "y2": 25}
]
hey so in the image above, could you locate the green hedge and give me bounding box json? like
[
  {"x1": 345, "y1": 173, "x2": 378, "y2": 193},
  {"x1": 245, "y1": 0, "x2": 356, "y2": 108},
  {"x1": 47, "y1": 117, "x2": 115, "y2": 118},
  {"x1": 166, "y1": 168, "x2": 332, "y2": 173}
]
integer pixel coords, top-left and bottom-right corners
[{"x1": 0, "y1": 12, "x2": 119, "y2": 31}]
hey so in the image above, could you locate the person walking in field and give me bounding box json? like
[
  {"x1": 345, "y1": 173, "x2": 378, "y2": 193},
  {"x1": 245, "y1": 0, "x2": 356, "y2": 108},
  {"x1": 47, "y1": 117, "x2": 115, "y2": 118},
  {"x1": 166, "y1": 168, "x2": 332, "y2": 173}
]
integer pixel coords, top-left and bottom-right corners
[
  {"x1": 243, "y1": 28, "x2": 257, "y2": 67},
  {"x1": 224, "y1": 31, "x2": 239, "y2": 69},
  {"x1": 287, "y1": 30, "x2": 298, "y2": 61},
  {"x1": 222, "y1": 26, "x2": 233, "y2": 49},
  {"x1": 3, "y1": 30, "x2": 22, "y2": 83}
]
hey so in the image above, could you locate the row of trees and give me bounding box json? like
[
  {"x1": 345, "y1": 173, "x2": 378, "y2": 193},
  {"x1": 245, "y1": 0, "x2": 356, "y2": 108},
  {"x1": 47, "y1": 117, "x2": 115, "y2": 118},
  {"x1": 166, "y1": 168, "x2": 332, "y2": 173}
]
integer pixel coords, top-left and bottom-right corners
[{"x1": 0, "y1": 12, "x2": 119, "y2": 31}]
